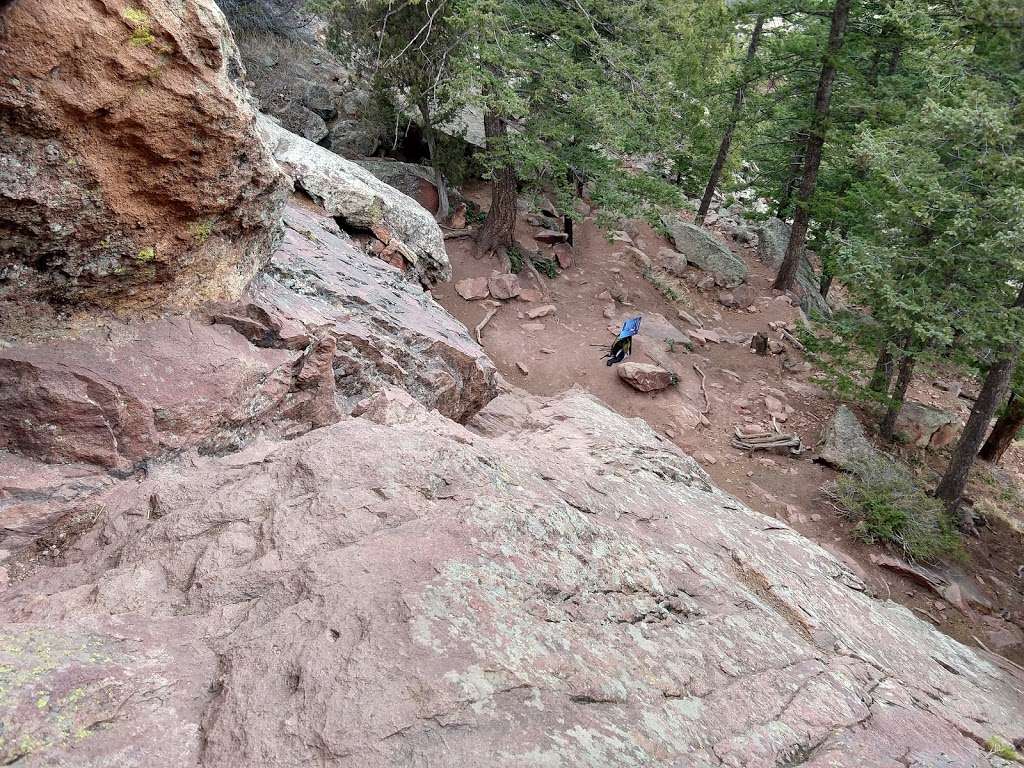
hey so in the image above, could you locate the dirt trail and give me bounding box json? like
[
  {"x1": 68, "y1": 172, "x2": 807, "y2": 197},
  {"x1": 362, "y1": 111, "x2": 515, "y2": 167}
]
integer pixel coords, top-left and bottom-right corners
[{"x1": 432, "y1": 187, "x2": 1024, "y2": 665}]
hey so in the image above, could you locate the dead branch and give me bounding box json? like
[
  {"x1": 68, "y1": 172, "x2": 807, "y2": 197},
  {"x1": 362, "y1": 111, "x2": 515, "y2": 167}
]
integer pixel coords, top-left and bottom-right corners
[
  {"x1": 731, "y1": 426, "x2": 805, "y2": 455},
  {"x1": 780, "y1": 328, "x2": 805, "y2": 350},
  {"x1": 693, "y1": 363, "x2": 710, "y2": 415},
  {"x1": 475, "y1": 307, "x2": 498, "y2": 346}
]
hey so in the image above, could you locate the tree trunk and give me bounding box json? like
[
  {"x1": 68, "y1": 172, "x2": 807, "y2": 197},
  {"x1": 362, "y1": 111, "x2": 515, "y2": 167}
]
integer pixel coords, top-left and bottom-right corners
[
  {"x1": 417, "y1": 99, "x2": 450, "y2": 223},
  {"x1": 936, "y1": 285, "x2": 1024, "y2": 513},
  {"x1": 880, "y1": 352, "x2": 914, "y2": 440},
  {"x1": 477, "y1": 112, "x2": 517, "y2": 258},
  {"x1": 979, "y1": 391, "x2": 1024, "y2": 464},
  {"x1": 819, "y1": 271, "x2": 833, "y2": 299},
  {"x1": 869, "y1": 346, "x2": 894, "y2": 393},
  {"x1": 772, "y1": 0, "x2": 853, "y2": 291},
  {"x1": 696, "y1": 15, "x2": 764, "y2": 225}
]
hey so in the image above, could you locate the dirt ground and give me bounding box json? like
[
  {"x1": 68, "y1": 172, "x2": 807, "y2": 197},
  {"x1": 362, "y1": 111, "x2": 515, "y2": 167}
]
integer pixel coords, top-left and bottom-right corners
[{"x1": 431, "y1": 184, "x2": 1024, "y2": 669}]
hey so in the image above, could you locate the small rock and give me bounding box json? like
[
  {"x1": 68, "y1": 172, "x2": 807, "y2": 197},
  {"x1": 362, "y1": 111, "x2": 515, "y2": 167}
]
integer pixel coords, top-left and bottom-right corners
[
  {"x1": 540, "y1": 347, "x2": 555, "y2": 354},
  {"x1": 603, "y1": 305, "x2": 616, "y2": 319},
  {"x1": 488, "y1": 273, "x2": 521, "y2": 300},
  {"x1": 516, "y1": 361, "x2": 530, "y2": 375},
  {"x1": 768, "y1": 340, "x2": 785, "y2": 354},
  {"x1": 534, "y1": 229, "x2": 568, "y2": 244},
  {"x1": 596, "y1": 289, "x2": 614, "y2": 301},
  {"x1": 677, "y1": 310, "x2": 702, "y2": 327},
  {"x1": 765, "y1": 395, "x2": 784, "y2": 413},
  {"x1": 718, "y1": 291, "x2": 738, "y2": 308},
  {"x1": 700, "y1": 453, "x2": 717, "y2": 465},
  {"x1": 455, "y1": 276, "x2": 490, "y2": 301},
  {"x1": 687, "y1": 330, "x2": 706, "y2": 347},
  {"x1": 609, "y1": 230, "x2": 633, "y2": 244},
  {"x1": 526, "y1": 304, "x2": 557, "y2": 319},
  {"x1": 553, "y1": 243, "x2": 574, "y2": 269},
  {"x1": 617, "y1": 362, "x2": 675, "y2": 392},
  {"x1": 810, "y1": 513, "x2": 822, "y2": 522},
  {"x1": 696, "y1": 276, "x2": 716, "y2": 290}
]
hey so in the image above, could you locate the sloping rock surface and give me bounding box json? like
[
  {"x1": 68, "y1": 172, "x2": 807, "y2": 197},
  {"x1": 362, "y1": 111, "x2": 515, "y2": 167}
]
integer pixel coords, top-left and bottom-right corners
[
  {"x1": 817, "y1": 405, "x2": 882, "y2": 472},
  {"x1": 258, "y1": 115, "x2": 449, "y2": 283},
  {"x1": 2, "y1": 392, "x2": 1021, "y2": 766},
  {"x1": 757, "y1": 218, "x2": 830, "y2": 317},
  {"x1": 661, "y1": 216, "x2": 748, "y2": 287},
  {"x1": 0, "y1": 198, "x2": 495, "y2": 524},
  {"x1": 0, "y1": 0, "x2": 286, "y2": 333}
]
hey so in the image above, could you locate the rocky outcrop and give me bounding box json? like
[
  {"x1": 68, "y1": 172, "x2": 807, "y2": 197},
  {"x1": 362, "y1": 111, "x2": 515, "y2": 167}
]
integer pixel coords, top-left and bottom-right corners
[
  {"x1": 757, "y1": 218, "x2": 830, "y2": 317},
  {"x1": 661, "y1": 216, "x2": 748, "y2": 287},
  {"x1": 617, "y1": 362, "x2": 675, "y2": 392},
  {"x1": 0, "y1": 198, "x2": 494, "y2": 480},
  {"x1": 258, "y1": 115, "x2": 450, "y2": 283},
  {"x1": 3, "y1": 391, "x2": 1022, "y2": 766},
  {"x1": 0, "y1": 0, "x2": 286, "y2": 334}
]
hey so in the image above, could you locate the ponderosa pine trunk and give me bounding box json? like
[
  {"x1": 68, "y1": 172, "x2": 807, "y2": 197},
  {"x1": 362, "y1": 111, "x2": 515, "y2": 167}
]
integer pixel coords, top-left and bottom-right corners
[
  {"x1": 775, "y1": 136, "x2": 806, "y2": 219},
  {"x1": 936, "y1": 285, "x2": 1024, "y2": 512},
  {"x1": 880, "y1": 352, "x2": 915, "y2": 440},
  {"x1": 696, "y1": 15, "x2": 764, "y2": 225},
  {"x1": 477, "y1": 112, "x2": 517, "y2": 258},
  {"x1": 772, "y1": 0, "x2": 853, "y2": 291},
  {"x1": 979, "y1": 391, "x2": 1024, "y2": 464},
  {"x1": 869, "y1": 346, "x2": 894, "y2": 393}
]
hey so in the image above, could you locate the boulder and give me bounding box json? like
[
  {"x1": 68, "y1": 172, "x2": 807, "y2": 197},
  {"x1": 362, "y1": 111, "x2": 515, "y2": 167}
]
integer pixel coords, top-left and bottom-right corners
[
  {"x1": 817, "y1": 405, "x2": 882, "y2": 472},
  {"x1": 661, "y1": 215, "x2": 748, "y2": 287},
  {"x1": 302, "y1": 82, "x2": 337, "y2": 120},
  {"x1": 0, "y1": 0, "x2": 287, "y2": 334},
  {"x1": 553, "y1": 243, "x2": 574, "y2": 269},
  {"x1": 895, "y1": 402, "x2": 960, "y2": 449},
  {"x1": 617, "y1": 362, "x2": 675, "y2": 392},
  {"x1": 277, "y1": 101, "x2": 329, "y2": 143},
  {"x1": 2, "y1": 392, "x2": 1022, "y2": 766},
  {"x1": 487, "y1": 273, "x2": 521, "y2": 300},
  {"x1": 325, "y1": 118, "x2": 383, "y2": 158},
  {"x1": 355, "y1": 159, "x2": 442, "y2": 215},
  {"x1": 257, "y1": 115, "x2": 449, "y2": 283},
  {"x1": 757, "y1": 218, "x2": 830, "y2": 318},
  {"x1": 455, "y1": 277, "x2": 490, "y2": 301}
]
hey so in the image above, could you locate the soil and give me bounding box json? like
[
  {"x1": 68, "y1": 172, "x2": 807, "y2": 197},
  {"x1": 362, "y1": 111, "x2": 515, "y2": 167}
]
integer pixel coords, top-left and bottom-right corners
[{"x1": 432, "y1": 182, "x2": 1024, "y2": 668}]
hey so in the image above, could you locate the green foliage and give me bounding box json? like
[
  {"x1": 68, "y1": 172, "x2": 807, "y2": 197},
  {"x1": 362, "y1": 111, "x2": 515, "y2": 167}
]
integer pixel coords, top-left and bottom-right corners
[
  {"x1": 826, "y1": 455, "x2": 963, "y2": 563},
  {"x1": 134, "y1": 246, "x2": 155, "y2": 262},
  {"x1": 122, "y1": 8, "x2": 156, "y2": 46},
  {"x1": 985, "y1": 736, "x2": 1022, "y2": 762},
  {"x1": 188, "y1": 220, "x2": 214, "y2": 245},
  {"x1": 506, "y1": 245, "x2": 525, "y2": 274},
  {"x1": 531, "y1": 256, "x2": 558, "y2": 279}
]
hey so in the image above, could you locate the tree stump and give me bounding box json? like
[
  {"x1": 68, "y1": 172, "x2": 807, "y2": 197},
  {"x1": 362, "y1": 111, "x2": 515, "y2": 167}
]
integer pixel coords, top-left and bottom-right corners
[{"x1": 751, "y1": 331, "x2": 769, "y2": 356}]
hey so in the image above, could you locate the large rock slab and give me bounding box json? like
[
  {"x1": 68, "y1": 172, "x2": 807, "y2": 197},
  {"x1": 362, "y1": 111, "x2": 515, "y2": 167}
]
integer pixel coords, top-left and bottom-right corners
[
  {"x1": 661, "y1": 215, "x2": 748, "y2": 287},
  {"x1": 241, "y1": 199, "x2": 496, "y2": 421},
  {"x1": 258, "y1": 115, "x2": 449, "y2": 283},
  {"x1": 0, "y1": 0, "x2": 286, "y2": 335},
  {"x1": 617, "y1": 362, "x2": 675, "y2": 392},
  {"x1": 2, "y1": 392, "x2": 1022, "y2": 766},
  {"x1": 758, "y1": 218, "x2": 831, "y2": 317}
]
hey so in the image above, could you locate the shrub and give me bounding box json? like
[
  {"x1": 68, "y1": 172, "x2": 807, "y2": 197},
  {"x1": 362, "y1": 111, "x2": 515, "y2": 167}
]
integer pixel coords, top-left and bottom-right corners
[
  {"x1": 985, "y1": 736, "x2": 1022, "y2": 762},
  {"x1": 825, "y1": 454, "x2": 963, "y2": 564}
]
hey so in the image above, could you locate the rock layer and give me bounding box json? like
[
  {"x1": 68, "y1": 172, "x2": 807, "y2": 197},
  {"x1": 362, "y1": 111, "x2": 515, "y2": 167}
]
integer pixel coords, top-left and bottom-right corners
[
  {"x1": 258, "y1": 115, "x2": 449, "y2": 284},
  {"x1": 0, "y1": 0, "x2": 286, "y2": 334},
  {"x1": 2, "y1": 391, "x2": 1022, "y2": 766}
]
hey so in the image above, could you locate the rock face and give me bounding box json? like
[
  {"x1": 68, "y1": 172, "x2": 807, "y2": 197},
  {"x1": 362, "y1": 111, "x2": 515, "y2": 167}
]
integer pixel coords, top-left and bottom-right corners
[
  {"x1": 258, "y1": 115, "x2": 449, "y2": 283},
  {"x1": 0, "y1": 197, "x2": 495, "y2": 477},
  {"x1": 3, "y1": 392, "x2": 1023, "y2": 766},
  {"x1": 661, "y1": 216, "x2": 748, "y2": 287},
  {"x1": 617, "y1": 362, "x2": 675, "y2": 392},
  {"x1": 0, "y1": 0, "x2": 286, "y2": 333},
  {"x1": 757, "y1": 218, "x2": 830, "y2": 317}
]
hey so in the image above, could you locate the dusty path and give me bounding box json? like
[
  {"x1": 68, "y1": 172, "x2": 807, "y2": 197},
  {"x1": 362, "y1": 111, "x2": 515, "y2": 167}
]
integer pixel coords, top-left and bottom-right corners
[{"x1": 432, "y1": 187, "x2": 1024, "y2": 666}]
